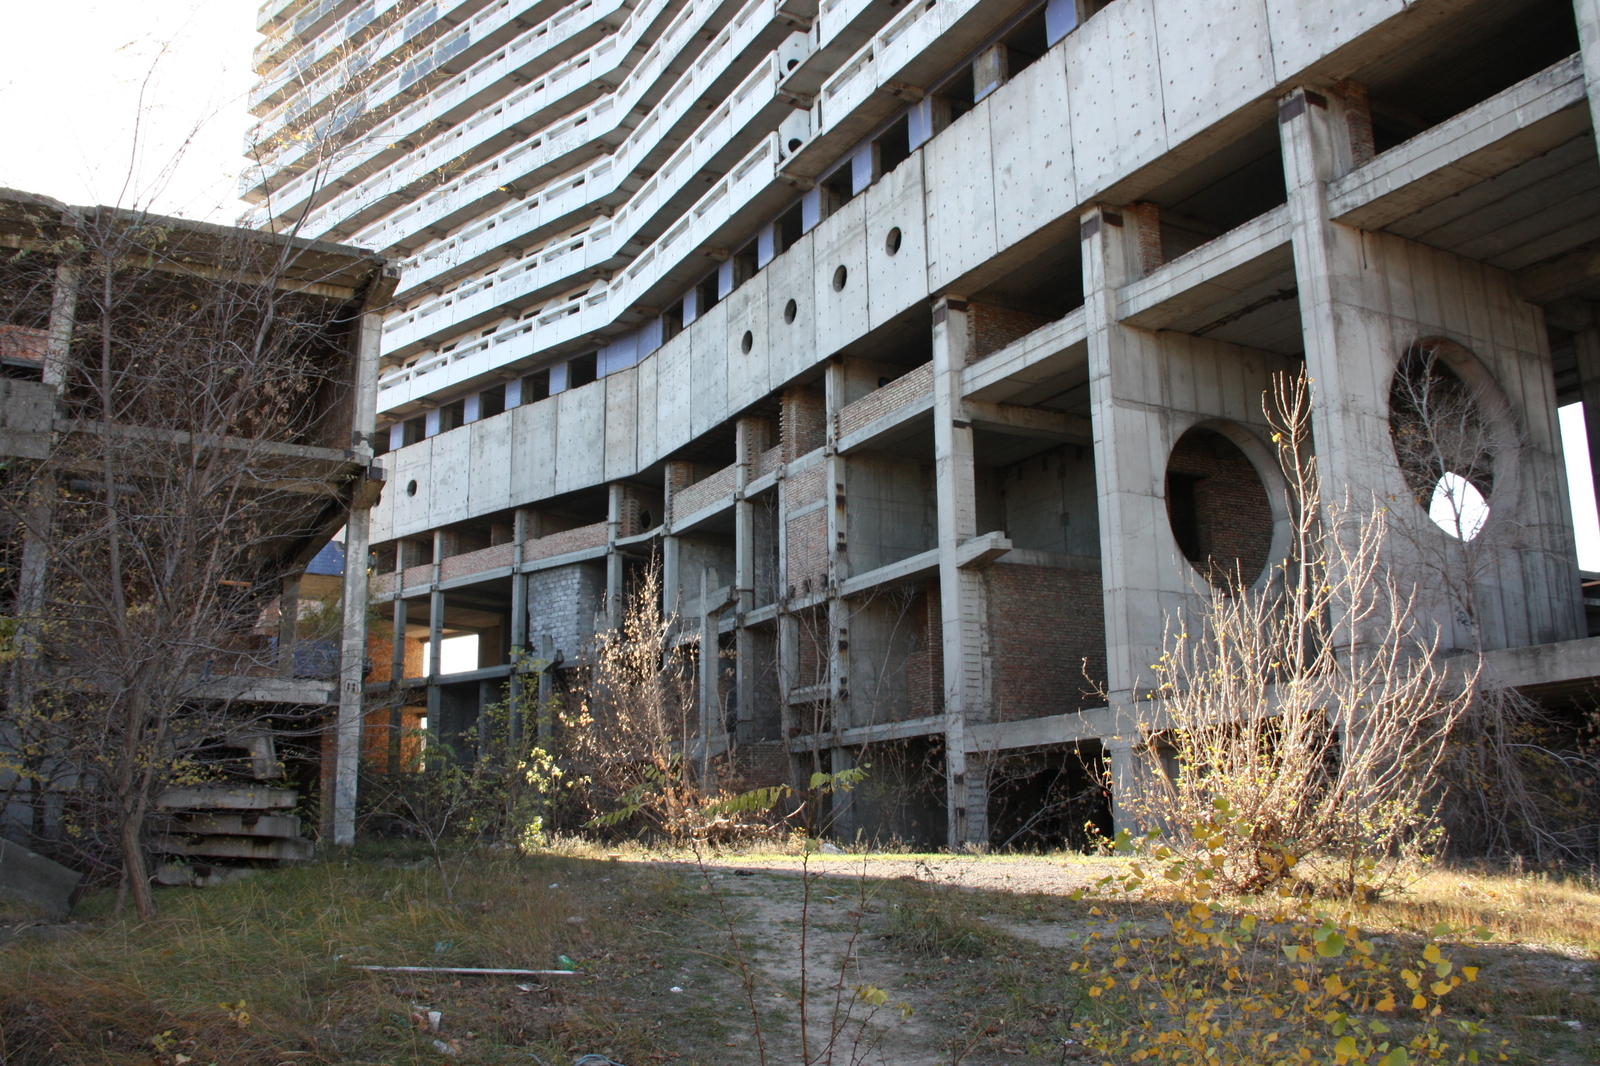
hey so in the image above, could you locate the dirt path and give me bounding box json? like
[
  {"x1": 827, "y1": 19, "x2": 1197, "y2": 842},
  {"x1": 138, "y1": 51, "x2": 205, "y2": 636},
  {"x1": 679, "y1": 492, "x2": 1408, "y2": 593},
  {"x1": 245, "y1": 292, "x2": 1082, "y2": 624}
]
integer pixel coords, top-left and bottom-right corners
[{"x1": 692, "y1": 852, "x2": 1121, "y2": 896}]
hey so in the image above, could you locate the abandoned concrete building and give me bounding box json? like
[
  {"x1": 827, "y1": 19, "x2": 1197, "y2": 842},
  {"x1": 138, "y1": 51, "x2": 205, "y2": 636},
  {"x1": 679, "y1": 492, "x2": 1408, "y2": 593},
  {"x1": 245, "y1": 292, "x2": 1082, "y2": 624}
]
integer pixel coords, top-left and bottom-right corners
[
  {"x1": 0, "y1": 188, "x2": 394, "y2": 863},
  {"x1": 247, "y1": 0, "x2": 1600, "y2": 847}
]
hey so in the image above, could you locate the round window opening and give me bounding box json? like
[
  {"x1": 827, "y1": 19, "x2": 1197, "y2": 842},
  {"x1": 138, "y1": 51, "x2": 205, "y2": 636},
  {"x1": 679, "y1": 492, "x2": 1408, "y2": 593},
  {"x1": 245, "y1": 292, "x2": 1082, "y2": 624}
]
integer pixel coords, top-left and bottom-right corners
[
  {"x1": 783, "y1": 298, "x2": 798, "y2": 324},
  {"x1": 832, "y1": 265, "x2": 848, "y2": 291},
  {"x1": 885, "y1": 227, "x2": 902, "y2": 256},
  {"x1": 1164, "y1": 427, "x2": 1275, "y2": 589},
  {"x1": 1389, "y1": 341, "x2": 1495, "y2": 542},
  {"x1": 406, "y1": 479, "x2": 418, "y2": 497},
  {"x1": 788, "y1": 137, "x2": 803, "y2": 153},
  {"x1": 638, "y1": 509, "x2": 654, "y2": 530},
  {"x1": 741, "y1": 329, "x2": 754, "y2": 354}
]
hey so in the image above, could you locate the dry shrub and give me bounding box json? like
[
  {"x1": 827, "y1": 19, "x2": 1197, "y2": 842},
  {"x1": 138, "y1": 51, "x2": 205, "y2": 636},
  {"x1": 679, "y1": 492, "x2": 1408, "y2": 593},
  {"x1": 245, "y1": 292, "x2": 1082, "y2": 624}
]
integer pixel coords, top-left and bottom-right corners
[
  {"x1": 1069, "y1": 799, "x2": 1505, "y2": 1066},
  {"x1": 1132, "y1": 374, "x2": 1472, "y2": 895}
]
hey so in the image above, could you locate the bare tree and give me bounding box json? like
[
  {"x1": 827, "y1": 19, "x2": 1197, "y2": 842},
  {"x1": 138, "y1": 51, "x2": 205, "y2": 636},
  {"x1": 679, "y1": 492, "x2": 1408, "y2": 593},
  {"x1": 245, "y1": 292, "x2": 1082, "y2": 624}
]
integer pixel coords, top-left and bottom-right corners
[
  {"x1": 0, "y1": 194, "x2": 385, "y2": 916},
  {"x1": 1129, "y1": 373, "x2": 1476, "y2": 894}
]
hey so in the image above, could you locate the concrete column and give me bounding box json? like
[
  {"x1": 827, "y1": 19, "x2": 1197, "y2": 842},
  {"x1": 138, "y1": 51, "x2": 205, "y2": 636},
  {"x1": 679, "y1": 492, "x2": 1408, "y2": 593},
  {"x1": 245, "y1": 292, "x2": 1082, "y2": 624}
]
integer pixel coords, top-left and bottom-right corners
[
  {"x1": 276, "y1": 571, "x2": 302, "y2": 677},
  {"x1": 508, "y1": 508, "x2": 530, "y2": 746},
  {"x1": 606, "y1": 483, "x2": 624, "y2": 628},
  {"x1": 972, "y1": 43, "x2": 1009, "y2": 102},
  {"x1": 1278, "y1": 85, "x2": 1385, "y2": 504},
  {"x1": 389, "y1": 589, "x2": 406, "y2": 774},
  {"x1": 332, "y1": 307, "x2": 382, "y2": 847},
  {"x1": 1103, "y1": 737, "x2": 1142, "y2": 835},
  {"x1": 1080, "y1": 203, "x2": 1171, "y2": 699},
  {"x1": 1575, "y1": 0, "x2": 1600, "y2": 154},
  {"x1": 426, "y1": 530, "x2": 445, "y2": 737},
  {"x1": 536, "y1": 632, "x2": 559, "y2": 741},
  {"x1": 663, "y1": 460, "x2": 694, "y2": 616},
  {"x1": 734, "y1": 418, "x2": 762, "y2": 737},
  {"x1": 477, "y1": 679, "x2": 495, "y2": 759},
  {"x1": 698, "y1": 567, "x2": 721, "y2": 789},
  {"x1": 1574, "y1": 327, "x2": 1600, "y2": 531},
  {"x1": 930, "y1": 294, "x2": 991, "y2": 847},
  {"x1": 823, "y1": 360, "x2": 851, "y2": 733},
  {"x1": 829, "y1": 744, "x2": 855, "y2": 839}
]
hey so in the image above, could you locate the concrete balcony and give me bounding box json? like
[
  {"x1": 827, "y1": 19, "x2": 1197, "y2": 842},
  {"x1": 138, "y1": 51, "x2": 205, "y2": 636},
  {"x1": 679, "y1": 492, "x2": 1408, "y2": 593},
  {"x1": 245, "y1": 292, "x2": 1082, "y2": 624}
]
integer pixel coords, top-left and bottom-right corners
[
  {"x1": 376, "y1": 56, "x2": 792, "y2": 356},
  {"x1": 244, "y1": 0, "x2": 634, "y2": 201},
  {"x1": 250, "y1": 0, "x2": 745, "y2": 234}
]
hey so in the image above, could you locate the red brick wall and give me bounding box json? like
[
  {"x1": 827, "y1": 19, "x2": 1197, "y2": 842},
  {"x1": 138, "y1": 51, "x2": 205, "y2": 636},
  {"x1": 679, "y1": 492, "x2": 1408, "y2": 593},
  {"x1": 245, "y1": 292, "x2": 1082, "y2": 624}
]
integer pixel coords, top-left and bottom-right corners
[
  {"x1": 795, "y1": 606, "x2": 829, "y2": 691},
  {"x1": 836, "y1": 362, "x2": 933, "y2": 438},
  {"x1": 986, "y1": 563, "x2": 1106, "y2": 720},
  {"x1": 524, "y1": 521, "x2": 609, "y2": 561},
  {"x1": 721, "y1": 741, "x2": 792, "y2": 792},
  {"x1": 440, "y1": 541, "x2": 515, "y2": 581},
  {"x1": 971, "y1": 302, "x2": 1051, "y2": 362},
  {"x1": 1165, "y1": 428, "x2": 1274, "y2": 586},
  {"x1": 673, "y1": 463, "x2": 737, "y2": 519},
  {"x1": 785, "y1": 461, "x2": 826, "y2": 509},
  {"x1": 905, "y1": 581, "x2": 944, "y2": 719},
  {"x1": 781, "y1": 384, "x2": 826, "y2": 460},
  {"x1": 785, "y1": 508, "x2": 827, "y2": 598}
]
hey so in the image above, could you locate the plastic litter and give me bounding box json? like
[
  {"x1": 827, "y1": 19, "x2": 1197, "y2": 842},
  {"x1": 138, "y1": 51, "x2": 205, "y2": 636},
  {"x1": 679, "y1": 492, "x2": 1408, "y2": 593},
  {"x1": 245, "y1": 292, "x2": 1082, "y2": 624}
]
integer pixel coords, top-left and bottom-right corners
[
  {"x1": 432, "y1": 1038, "x2": 460, "y2": 1056},
  {"x1": 557, "y1": 954, "x2": 577, "y2": 971},
  {"x1": 354, "y1": 966, "x2": 582, "y2": 976},
  {"x1": 572, "y1": 1057, "x2": 627, "y2": 1066}
]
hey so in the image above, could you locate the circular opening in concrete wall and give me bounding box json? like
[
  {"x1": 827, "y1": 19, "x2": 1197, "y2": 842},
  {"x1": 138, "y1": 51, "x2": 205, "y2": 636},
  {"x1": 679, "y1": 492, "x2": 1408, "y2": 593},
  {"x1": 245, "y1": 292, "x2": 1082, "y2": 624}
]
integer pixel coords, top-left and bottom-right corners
[
  {"x1": 784, "y1": 298, "x2": 798, "y2": 323},
  {"x1": 788, "y1": 137, "x2": 803, "y2": 153},
  {"x1": 638, "y1": 509, "x2": 653, "y2": 530},
  {"x1": 741, "y1": 329, "x2": 754, "y2": 354},
  {"x1": 1164, "y1": 427, "x2": 1275, "y2": 589},
  {"x1": 832, "y1": 265, "x2": 848, "y2": 291},
  {"x1": 786, "y1": 58, "x2": 799, "y2": 71},
  {"x1": 406, "y1": 479, "x2": 418, "y2": 497},
  {"x1": 1389, "y1": 340, "x2": 1497, "y2": 542},
  {"x1": 885, "y1": 227, "x2": 902, "y2": 255}
]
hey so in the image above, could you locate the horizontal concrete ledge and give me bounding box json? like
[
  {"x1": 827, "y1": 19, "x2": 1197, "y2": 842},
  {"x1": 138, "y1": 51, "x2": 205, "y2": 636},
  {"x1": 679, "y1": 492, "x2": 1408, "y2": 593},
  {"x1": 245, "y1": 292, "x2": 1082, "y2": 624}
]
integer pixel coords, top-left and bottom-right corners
[
  {"x1": 967, "y1": 706, "x2": 1119, "y2": 753},
  {"x1": 839, "y1": 547, "x2": 939, "y2": 598},
  {"x1": 1329, "y1": 53, "x2": 1588, "y2": 231},
  {"x1": 787, "y1": 713, "x2": 949, "y2": 751},
  {"x1": 156, "y1": 786, "x2": 298, "y2": 810},
  {"x1": 743, "y1": 602, "x2": 780, "y2": 626},
  {"x1": 963, "y1": 308, "x2": 1089, "y2": 402},
  {"x1": 189, "y1": 675, "x2": 339, "y2": 704},
  {"x1": 672, "y1": 493, "x2": 737, "y2": 532},
  {"x1": 957, "y1": 531, "x2": 1013, "y2": 569},
  {"x1": 364, "y1": 662, "x2": 519, "y2": 694},
  {"x1": 836, "y1": 392, "x2": 935, "y2": 455},
  {"x1": 1483, "y1": 634, "x2": 1600, "y2": 692},
  {"x1": 965, "y1": 401, "x2": 1091, "y2": 442},
  {"x1": 1118, "y1": 204, "x2": 1293, "y2": 330},
  {"x1": 390, "y1": 542, "x2": 613, "y2": 597}
]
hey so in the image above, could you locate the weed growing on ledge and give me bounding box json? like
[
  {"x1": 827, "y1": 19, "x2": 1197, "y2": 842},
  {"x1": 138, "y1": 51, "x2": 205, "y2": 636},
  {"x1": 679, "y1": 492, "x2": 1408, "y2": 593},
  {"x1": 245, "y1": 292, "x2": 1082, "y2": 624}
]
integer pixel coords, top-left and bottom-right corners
[{"x1": 1068, "y1": 798, "x2": 1506, "y2": 1065}]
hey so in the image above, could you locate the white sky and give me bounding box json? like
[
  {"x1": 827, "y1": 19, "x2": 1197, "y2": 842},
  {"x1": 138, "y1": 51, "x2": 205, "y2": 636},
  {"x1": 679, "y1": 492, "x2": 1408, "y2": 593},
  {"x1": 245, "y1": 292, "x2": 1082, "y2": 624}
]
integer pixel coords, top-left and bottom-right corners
[{"x1": 0, "y1": 1, "x2": 258, "y2": 223}]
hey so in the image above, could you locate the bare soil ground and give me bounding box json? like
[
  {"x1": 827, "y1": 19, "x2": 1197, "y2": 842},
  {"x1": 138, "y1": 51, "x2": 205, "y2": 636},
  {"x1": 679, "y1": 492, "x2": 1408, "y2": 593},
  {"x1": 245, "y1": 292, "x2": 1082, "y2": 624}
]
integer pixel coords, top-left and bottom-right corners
[{"x1": 1, "y1": 849, "x2": 1597, "y2": 1064}]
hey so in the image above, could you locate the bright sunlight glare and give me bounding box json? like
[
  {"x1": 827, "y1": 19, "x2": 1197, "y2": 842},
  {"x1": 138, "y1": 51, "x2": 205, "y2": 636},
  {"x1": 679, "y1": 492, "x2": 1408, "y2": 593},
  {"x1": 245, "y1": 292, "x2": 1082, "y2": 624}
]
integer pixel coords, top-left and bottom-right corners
[
  {"x1": 1561, "y1": 402, "x2": 1600, "y2": 571},
  {"x1": 0, "y1": 1, "x2": 257, "y2": 222},
  {"x1": 438, "y1": 634, "x2": 481, "y2": 675}
]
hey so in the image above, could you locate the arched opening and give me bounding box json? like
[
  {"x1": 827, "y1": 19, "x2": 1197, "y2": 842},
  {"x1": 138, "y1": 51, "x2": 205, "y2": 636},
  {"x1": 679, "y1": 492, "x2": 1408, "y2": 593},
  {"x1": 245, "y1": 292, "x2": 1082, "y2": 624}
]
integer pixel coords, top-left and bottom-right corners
[
  {"x1": 1389, "y1": 340, "x2": 1497, "y2": 542},
  {"x1": 1164, "y1": 426, "x2": 1276, "y2": 588}
]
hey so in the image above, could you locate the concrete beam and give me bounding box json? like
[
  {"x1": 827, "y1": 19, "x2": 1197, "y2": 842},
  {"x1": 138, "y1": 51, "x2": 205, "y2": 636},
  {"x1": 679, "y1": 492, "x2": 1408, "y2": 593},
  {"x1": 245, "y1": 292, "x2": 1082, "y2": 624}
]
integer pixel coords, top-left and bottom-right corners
[{"x1": 1329, "y1": 55, "x2": 1588, "y2": 232}]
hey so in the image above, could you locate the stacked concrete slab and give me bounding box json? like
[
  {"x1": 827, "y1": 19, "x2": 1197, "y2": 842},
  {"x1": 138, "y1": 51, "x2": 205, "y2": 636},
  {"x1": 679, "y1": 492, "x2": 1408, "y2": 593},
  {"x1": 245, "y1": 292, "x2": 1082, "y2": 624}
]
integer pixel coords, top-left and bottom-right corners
[{"x1": 250, "y1": 0, "x2": 1600, "y2": 845}]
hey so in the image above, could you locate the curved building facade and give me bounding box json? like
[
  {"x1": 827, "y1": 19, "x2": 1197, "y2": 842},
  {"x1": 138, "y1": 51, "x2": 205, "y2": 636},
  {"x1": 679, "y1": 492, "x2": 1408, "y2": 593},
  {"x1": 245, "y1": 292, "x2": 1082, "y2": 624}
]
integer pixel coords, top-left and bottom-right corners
[{"x1": 249, "y1": 0, "x2": 1600, "y2": 846}]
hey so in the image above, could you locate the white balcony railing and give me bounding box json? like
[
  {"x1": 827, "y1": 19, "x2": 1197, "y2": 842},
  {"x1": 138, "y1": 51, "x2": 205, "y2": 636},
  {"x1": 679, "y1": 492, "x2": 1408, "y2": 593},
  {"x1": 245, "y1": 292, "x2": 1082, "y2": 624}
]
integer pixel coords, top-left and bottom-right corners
[{"x1": 372, "y1": 0, "x2": 983, "y2": 409}]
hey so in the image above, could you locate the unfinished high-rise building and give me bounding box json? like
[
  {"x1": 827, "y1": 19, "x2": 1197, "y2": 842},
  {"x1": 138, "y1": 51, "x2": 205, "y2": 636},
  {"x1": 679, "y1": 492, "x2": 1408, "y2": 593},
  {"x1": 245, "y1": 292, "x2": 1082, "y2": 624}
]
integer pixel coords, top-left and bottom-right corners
[{"x1": 247, "y1": 0, "x2": 1600, "y2": 846}]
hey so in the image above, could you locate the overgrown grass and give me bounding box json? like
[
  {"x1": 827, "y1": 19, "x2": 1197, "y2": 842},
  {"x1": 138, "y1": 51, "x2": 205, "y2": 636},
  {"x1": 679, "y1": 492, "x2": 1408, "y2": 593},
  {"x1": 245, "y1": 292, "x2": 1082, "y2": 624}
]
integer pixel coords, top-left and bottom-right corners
[
  {"x1": 880, "y1": 882, "x2": 998, "y2": 960},
  {"x1": 0, "y1": 846, "x2": 695, "y2": 1065}
]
